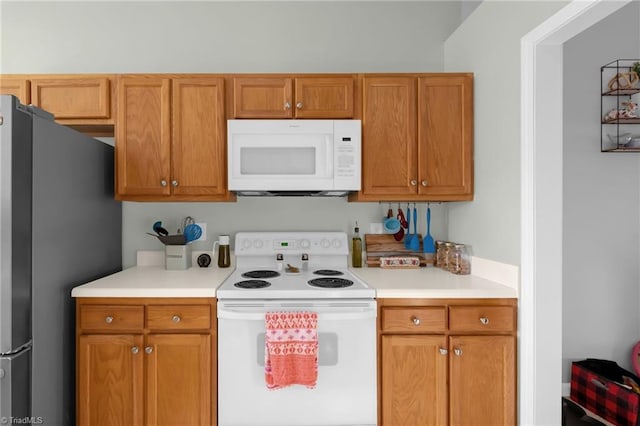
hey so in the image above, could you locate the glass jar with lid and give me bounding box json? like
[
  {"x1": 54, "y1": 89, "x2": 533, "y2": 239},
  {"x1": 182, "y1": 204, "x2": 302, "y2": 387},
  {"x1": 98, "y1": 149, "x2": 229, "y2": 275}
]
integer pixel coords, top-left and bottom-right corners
[{"x1": 448, "y1": 243, "x2": 471, "y2": 275}]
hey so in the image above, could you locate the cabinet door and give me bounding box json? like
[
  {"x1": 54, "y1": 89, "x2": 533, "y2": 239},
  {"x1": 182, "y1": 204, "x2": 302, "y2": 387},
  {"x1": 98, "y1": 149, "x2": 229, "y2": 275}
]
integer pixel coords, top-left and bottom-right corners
[
  {"x1": 233, "y1": 77, "x2": 293, "y2": 118},
  {"x1": 146, "y1": 334, "x2": 211, "y2": 426},
  {"x1": 417, "y1": 76, "x2": 473, "y2": 200},
  {"x1": 172, "y1": 78, "x2": 227, "y2": 197},
  {"x1": 362, "y1": 77, "x2": 417, "y2": 197},
  {"x1": 77, "y1": 334, "x2": 144, "y2": 426},
  {"x1": 30, "y1": 77, "x2": 112, "y2": 120},
  {"x1": 0, "y1": 77, "x2": 30, "y2": 104},
  {"x1": 294, "y1": 77, "x2": 354, "y2": 118},
  {"x1": 116, "y1": 77, "x2": 171, "y2": 197},
  {"x1": 380, "y1": 334, "x2": 447, "y2": 426},
  {"x1": 449, "y1": 335, "x2": 516, "y2": 426}
]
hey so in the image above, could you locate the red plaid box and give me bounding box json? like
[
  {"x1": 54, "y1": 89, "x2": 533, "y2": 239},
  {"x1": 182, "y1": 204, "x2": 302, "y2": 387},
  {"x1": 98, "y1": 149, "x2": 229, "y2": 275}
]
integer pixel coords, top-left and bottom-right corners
[{"x1": 570, "y1": 359, "x2": 640, "y2": 426}]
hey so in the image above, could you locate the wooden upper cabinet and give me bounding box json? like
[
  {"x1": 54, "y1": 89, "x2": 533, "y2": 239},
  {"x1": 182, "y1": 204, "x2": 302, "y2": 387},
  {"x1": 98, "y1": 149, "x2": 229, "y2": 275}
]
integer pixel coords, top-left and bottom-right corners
[
  {"x1": 361, "y1": 76, "x2": 417, "y2": 197},
  {"x1": 232, "y1": 75, "x2": 355, "y2": 118},
  {"x1": 294, "y1": 77, "x2": 354, "y2": 118},
  {"x1": 233, "y1": 77, "x2": 293, "y2": 118},
  {"x1": 116, "y1": 76, "x2": 172, "y2": 198},
  {"x1": 30, "y1": 76, "x2": 112, "y2": 121},
  {"x1": 354, "y1": 73, "x2": 473, "y2": 202},
  {"x1": 172, "y1": 77, "x2": 227, "y2": 197},
  {"x1": 0, "y1": 77, "x2": 30, "y2": 104},
  {"x1": 116, "y1": 75, "x2": 231, "y2": 201},
  {"x1": 418, "y1": 75, "x2": 473, "y2": 199}
]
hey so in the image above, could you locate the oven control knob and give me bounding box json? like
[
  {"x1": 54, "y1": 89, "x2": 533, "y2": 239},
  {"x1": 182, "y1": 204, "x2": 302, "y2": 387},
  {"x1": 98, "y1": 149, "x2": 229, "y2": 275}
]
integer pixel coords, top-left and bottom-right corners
[
  {"x1": 254, "y1": 239, "x2": 264, "y2": 249},
  {"x1": 320, "y1": 238, "x2": 331, "y2": 249},
  {"x1": 299, "y1": 239, "x2": 311, "y2": 249},
  {"x1": 241, "y1": 239, "x2": 252, "y2": 250},
  {"x1": 331, "y1": 238, "x2": 341, "y2": 248}
]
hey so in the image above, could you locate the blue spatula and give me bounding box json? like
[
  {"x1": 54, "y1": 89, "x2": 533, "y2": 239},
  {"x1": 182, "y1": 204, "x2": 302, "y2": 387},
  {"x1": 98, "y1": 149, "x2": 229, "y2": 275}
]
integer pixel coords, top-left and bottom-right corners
[{"x1": 423, "y1": 206, "x2": 435, "y2": 254}]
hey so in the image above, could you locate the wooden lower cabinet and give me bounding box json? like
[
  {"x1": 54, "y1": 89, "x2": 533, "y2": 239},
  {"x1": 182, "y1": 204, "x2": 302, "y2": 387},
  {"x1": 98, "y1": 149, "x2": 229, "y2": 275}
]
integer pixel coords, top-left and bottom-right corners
[
  {"x1": 381, "y1": 334, "x2": 447, "y2": 425},
  {"x1": 76, "y1": 298, "x2": 216, "y2": 426},
  {"x1": 378, "y1": 298, "x2": 516, "y2": 426},
  {"x1": 77, "y1": 334, "x2": 144, "y2": 425}
]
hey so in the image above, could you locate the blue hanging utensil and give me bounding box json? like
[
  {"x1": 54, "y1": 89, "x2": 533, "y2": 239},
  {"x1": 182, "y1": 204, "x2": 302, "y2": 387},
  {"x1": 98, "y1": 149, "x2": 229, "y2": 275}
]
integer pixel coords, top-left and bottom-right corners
[
  {"x1": 423, "y1": 204, "x2": 435, "y2": 254},
  {"x1": 408, "y1": 204, "x2": 420, "y2": 251}
]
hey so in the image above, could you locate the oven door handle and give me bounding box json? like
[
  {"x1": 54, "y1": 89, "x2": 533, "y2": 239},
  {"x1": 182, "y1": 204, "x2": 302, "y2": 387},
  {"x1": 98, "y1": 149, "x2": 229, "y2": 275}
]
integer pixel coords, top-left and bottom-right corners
[{"x1": 217, "y1": 308, "x2": 376, "y2": 321}]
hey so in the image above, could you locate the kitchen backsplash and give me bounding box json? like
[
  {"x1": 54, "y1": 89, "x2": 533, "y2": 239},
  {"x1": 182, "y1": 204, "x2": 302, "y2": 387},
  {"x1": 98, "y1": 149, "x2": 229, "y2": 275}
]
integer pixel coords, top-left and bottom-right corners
[{"x1": 123, "y1": 197, "x2": 449, "y2": 268}]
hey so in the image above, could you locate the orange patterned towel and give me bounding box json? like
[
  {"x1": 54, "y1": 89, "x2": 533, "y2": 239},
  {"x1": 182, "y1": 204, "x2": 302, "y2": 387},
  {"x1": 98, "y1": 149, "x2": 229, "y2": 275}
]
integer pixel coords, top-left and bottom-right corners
[{"x1": 264, "y1": 311, "x2": 318, "y2": 390}]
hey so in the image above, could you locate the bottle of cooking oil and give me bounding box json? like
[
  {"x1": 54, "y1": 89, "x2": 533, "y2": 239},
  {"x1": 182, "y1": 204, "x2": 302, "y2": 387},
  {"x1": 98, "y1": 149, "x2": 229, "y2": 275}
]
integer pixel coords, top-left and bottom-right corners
[{"x1": 352, "y1": 222, "x2": 363, "y2": 268}]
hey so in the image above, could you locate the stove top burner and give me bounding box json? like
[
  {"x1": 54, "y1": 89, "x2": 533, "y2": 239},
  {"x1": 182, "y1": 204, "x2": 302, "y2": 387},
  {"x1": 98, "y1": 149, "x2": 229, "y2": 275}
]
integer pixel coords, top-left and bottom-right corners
[
  {"x1": 234, "y1": 280, "x2": 272, "y2": 289},
  {"x1": 241, "y1": 270, "x2": 281, "y2": 279},
  {"x1": 313, "y1": 269, "x2": 344, "y2": 276},
  {"x1": 308, "y1": 277, "x2": 354, "y2": 288}
]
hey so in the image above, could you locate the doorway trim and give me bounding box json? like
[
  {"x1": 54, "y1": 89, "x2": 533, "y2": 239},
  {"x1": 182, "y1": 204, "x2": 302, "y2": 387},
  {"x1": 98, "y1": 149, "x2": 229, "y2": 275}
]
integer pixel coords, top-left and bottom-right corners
[{"x1": 520, "y1": 1, "x2": 632, "y2": 424}]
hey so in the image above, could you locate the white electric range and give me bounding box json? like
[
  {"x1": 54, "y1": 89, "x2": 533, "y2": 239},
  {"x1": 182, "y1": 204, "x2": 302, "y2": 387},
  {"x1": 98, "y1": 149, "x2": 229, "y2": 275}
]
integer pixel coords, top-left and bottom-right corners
[{"x1": 217, "y1": 232, "x2": 377, "y2": 426}]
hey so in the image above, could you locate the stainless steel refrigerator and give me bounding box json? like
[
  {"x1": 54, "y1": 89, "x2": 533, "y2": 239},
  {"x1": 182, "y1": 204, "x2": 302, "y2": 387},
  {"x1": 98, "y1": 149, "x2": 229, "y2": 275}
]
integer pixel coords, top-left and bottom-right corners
[{"x1": 0, "y1": 95, "x2": 122, "y2": 425}]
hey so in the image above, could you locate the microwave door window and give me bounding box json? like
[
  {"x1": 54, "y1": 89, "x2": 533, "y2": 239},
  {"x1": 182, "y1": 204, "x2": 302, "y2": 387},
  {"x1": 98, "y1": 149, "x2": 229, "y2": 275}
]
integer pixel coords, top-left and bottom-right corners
[{"x1": 240, "y1": 147, "x2": 316, "y2": 175}]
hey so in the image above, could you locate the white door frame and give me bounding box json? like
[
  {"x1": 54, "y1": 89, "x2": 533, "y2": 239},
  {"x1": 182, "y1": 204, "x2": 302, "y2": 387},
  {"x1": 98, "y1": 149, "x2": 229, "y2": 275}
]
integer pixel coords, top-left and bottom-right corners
[{"x1": 520, "y1": 1, "x2": 632, "y2": 425}]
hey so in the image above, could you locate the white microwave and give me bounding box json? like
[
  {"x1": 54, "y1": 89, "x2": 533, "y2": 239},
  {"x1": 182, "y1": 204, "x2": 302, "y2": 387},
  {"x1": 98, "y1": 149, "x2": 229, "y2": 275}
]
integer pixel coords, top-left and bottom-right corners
[{"x1": 227, "y1": 119, "x2": 361, "y2": 196}]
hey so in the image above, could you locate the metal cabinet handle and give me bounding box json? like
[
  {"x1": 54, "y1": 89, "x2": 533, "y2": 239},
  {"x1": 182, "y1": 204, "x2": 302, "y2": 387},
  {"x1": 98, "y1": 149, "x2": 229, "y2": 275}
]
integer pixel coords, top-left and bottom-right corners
[
  {"x1": 172, "y1": 315, "x2": 181, "y2": 323},
  {"x1": 105, "y1": 316, "x2": 113, "y2": 324},
  {"x1": 131, "y1": 346, "x2": 139, "y2": 354},
  {"x1": 284, "y1": 102, "x2": 291, "y2": 110},
  {"x1": 439, "y1": 348, "x2": 448, "y2": 355},
  {"x1": 421, "y1": 180, "x2": 428, "y2": 186},
  {"x1": 160, "y1": 180, "x2": 168, "y2": 187},
  {"x1": 454, "y1": 348, "x2": 463, "y2": 356},
  {"x1": 296, "y1": 102, "x2": 303, "y2": 109},
  {"x1": 410, "y1": 180, "x2": 417, "y2": 186},
  {"x1": 411, "y1": 317, "x2": 421, "y2": 326},
  {"x1": 171, "y1": 180, "x2": 178, "y2": 187},
  {"x1": 145, "y1": 346, "x2": 153, "y2": 354},
  {"x1": 479, "y1": 317, "x2": 489, "y2": 325}
]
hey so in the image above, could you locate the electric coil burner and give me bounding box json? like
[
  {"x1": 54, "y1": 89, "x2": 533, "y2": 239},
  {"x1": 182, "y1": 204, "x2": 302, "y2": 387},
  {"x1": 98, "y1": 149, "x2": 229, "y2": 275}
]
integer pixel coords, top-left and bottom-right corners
[
  {"x1": 308, "y1": 277, "x2": 354, "y2": 288},
  {"x1": 313, "y1": 269, "x2": 344, "y2": 276},
  {"x1": 241, "y1": 270, "x2": 280, "y2": 279},
  {"x1": 234, "y1": 280, "x2": 271, "y2": 289}
]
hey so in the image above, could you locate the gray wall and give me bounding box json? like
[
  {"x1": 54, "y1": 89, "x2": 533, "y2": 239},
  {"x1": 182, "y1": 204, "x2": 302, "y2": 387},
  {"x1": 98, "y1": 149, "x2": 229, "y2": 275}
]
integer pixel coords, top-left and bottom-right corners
[
  {"x1": 443, "y1": 1, "x2": 567, "y2": 266},
  {"x1": 562, "y1": 2, "x2": 640, "y2": 379},
  {"x1": 1, "y1": 1, "x2": 461, "y2": 267}
]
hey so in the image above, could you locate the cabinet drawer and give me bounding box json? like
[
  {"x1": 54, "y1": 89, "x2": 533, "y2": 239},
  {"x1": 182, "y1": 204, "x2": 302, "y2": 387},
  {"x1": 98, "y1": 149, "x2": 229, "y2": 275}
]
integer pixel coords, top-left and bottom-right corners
[
  {"x1": 381, "y1": 307, "x2": 446, "y2": 332},
  {"x1": 146, "y1": 305, "x2": 211, "y2": 331},
  {"x1": 449, "y1": 306, "x2": 515, "y2": 333},
  {"x1": 79, "y1": 305, "x2": 144, "y2": 331}
]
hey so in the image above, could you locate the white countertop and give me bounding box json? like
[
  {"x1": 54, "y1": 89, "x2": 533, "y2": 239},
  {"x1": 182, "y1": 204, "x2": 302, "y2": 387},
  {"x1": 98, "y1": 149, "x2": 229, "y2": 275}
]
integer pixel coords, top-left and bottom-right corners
[
  {"x1": 71, "y1": 251, "x2": 518, "y2": 299},
  {"x1": 70, "y1": 250, "x2": 235, "y2": 298}
]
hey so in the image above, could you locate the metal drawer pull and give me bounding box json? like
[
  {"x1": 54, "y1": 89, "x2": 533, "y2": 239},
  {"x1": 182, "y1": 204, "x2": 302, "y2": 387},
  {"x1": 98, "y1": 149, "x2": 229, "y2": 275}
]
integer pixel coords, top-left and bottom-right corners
[
  {"x1": 411, "y1": 317, "x2": 421, "y2": 325},
  {"x1": 172, "y1": 315, "x2": 181, "y2": 323},
  {"x1": 145, "y1": 346, "x2": 153, "y2": 354},
  {"x1": 479, "y1": 317, "x2": 489, "y2": 325},
  {"x1": 296, "y1": 102, "x2": 303, "y2": 109},
  {"x1": 160, "y1": 179, "x2": 167, "y2": 187},
  {"x1": 131, "y1": 346, "x2": 139, "y2": 354},
  {"x1": 439, "y1": 348, "x2": 448, "y2": 355},
  {"x1": 284, "y1": 102, "x2": 291, "y2": 110},
  {"x1": 105, "y1": 316, "x2": 113, "y2": 324},
  {"x1": 454, "y1": 348, "x2": 463, "y2": 356}
]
